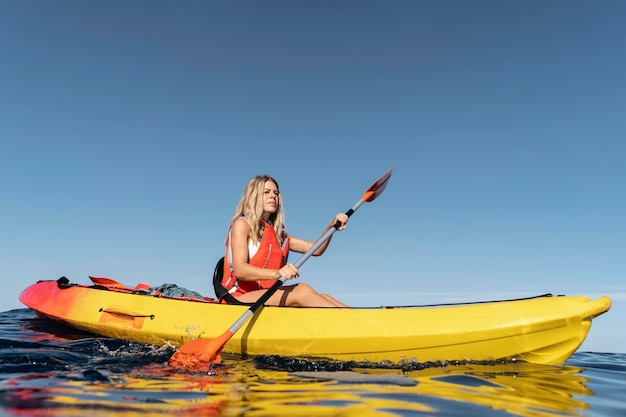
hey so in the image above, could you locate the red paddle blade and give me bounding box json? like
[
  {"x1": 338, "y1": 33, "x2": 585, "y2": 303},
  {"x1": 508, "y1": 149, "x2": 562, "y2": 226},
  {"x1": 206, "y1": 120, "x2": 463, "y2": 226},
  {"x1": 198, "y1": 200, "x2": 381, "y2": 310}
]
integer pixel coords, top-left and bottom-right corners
[
  {"x1": 167, "y1": 331, "x2": 232, "y2": 371},
  {"x1": 362, "y1": 164, "x2": 394, "y2": 202},
  {"x1": 89, "y1": 276, "x2": 125, "y2": 289}
]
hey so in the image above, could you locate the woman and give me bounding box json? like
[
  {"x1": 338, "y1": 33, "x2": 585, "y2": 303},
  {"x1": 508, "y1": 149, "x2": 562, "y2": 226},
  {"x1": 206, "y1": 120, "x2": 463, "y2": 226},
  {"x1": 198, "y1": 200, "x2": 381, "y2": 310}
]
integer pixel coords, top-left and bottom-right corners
[{"x1": 216, "y1": 175, "x2": 348, "y2": 307}]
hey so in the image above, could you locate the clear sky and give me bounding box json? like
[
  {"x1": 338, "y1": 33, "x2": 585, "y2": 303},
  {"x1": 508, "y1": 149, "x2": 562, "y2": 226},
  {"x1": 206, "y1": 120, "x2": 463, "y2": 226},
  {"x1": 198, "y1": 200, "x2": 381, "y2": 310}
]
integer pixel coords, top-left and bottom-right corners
[{"x1": 1, "y1": 1, "x2": 624, "y2": 354}]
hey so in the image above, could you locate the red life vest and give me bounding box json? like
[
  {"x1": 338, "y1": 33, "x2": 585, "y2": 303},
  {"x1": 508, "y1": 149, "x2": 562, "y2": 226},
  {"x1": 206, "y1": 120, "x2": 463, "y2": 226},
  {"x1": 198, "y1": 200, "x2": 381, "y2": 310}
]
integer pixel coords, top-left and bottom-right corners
[{"x1": 221, "y1": 220, "x2": 290, "y2": 298}]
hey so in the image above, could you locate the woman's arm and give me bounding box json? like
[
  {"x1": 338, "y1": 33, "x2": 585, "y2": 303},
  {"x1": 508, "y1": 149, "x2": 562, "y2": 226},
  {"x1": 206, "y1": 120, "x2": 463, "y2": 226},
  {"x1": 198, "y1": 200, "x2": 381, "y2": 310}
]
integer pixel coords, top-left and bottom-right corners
[{"x1": 288, "y1": 213, "x2": 348, "y2": 256}]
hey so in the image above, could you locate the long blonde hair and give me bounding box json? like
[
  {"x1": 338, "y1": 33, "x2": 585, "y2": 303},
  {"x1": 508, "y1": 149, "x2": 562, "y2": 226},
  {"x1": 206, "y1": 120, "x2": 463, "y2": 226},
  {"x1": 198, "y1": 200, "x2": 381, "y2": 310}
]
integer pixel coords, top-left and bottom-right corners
[{"x1": 227, "y1": 175, "x2": 286, "y2": 245}]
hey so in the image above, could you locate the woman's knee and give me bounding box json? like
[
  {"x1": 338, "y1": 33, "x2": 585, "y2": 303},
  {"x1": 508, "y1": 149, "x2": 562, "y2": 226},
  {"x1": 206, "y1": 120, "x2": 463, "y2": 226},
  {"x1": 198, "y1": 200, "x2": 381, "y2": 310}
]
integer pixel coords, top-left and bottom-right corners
[{"x1": 293, "y1": 283, "x2": 315, "y2": 294}]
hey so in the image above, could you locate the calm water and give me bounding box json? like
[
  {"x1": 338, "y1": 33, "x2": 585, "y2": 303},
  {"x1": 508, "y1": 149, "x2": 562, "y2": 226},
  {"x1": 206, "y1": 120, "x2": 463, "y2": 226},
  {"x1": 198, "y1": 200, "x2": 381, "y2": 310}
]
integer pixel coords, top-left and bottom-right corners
[{"x1": 1, "y1": 308, "x2": 624, "y2": 417}]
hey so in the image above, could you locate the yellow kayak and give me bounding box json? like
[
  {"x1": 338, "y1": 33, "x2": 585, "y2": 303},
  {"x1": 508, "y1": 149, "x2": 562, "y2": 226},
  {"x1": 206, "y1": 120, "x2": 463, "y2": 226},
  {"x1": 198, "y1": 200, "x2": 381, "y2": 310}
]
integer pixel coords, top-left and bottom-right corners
[{"x1": 19, "y1": 278, "x2": 611, "y2": 365}]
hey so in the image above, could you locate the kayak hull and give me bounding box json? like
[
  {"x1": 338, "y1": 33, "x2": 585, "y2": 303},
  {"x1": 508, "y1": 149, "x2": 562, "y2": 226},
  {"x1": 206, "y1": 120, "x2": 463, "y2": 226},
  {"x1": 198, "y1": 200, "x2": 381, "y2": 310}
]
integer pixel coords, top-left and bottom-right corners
[{"x1": 19, "y1": 279, "x2": 611, "y2": 365}]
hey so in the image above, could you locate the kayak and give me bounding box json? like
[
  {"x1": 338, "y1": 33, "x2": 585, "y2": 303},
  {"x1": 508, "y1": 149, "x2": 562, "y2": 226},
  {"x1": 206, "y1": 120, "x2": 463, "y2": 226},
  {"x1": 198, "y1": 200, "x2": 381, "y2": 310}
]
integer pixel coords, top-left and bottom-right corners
[{"x1": 19, "y1": 277, "x2": 611, "y2": 366}]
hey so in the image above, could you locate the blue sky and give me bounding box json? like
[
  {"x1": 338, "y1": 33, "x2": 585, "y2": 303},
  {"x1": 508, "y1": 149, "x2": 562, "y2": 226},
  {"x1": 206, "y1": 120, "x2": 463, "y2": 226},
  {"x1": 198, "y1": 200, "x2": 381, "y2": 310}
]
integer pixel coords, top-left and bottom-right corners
[{"x1": 1, "y1": 1, "x2": 624, "y2": 353}]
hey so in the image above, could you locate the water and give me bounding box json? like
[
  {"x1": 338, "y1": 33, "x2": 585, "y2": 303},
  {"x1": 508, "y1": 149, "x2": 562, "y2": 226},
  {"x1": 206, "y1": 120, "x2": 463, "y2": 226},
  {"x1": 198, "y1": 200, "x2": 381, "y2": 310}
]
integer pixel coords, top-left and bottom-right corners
[{"x1": 1, "y1": 308, "x2": 624, "y2": 416}]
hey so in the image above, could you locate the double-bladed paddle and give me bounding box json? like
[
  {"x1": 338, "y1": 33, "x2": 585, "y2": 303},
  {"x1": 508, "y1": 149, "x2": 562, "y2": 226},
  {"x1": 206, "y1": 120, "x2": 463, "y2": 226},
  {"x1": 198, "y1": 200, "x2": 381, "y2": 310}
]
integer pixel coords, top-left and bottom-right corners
[{"x1": 168, "y1": 165, "x2": 394, "y2": 371}]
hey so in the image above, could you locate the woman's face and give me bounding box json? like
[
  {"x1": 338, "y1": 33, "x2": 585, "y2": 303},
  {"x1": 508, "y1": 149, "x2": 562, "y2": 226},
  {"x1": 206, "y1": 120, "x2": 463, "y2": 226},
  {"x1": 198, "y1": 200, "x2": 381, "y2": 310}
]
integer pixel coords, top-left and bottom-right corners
[{"x1": 262, "y1": 180, "x2": 280, "y2": 215}]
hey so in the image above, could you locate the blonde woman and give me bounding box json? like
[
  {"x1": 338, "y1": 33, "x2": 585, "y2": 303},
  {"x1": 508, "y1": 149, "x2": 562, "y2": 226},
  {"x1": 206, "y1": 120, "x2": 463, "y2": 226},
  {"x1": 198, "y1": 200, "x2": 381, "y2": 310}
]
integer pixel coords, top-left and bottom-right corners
[{"x1": 214, "y1": 175, "x2": 348, "y2": 307}]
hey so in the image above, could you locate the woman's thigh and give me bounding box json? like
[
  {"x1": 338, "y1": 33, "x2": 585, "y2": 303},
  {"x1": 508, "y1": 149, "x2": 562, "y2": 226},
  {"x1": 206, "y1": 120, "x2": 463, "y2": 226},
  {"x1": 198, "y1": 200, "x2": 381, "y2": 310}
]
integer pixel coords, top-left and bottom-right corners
[{"x1": 234, "y1": 285, "x2": 300, "y2": 306}]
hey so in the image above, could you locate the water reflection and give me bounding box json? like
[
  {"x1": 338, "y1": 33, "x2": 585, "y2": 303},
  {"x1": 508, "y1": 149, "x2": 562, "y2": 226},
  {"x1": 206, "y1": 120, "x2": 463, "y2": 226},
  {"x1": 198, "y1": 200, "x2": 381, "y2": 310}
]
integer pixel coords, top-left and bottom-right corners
[
  {"x1": 3, "y1": 355, "x2": 595, "y2": 417},
  {"x1": 407, "y1": 362, "x2": 592, "y2": 416}
]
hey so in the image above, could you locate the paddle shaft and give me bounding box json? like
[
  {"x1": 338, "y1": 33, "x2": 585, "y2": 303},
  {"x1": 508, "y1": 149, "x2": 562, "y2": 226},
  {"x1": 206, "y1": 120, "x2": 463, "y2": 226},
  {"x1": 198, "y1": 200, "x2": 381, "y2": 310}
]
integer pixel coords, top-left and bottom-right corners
[{"x1": 224, "y1": 199, "x2": 366, "y2": 333}]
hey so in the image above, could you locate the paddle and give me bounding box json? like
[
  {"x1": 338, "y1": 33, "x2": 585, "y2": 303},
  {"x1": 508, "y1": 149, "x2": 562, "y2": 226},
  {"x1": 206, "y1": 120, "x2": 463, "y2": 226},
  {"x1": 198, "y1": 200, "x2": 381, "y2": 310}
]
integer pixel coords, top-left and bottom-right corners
[{"x1": 168, "y1": 165, "x2": 394, "y2": 371}]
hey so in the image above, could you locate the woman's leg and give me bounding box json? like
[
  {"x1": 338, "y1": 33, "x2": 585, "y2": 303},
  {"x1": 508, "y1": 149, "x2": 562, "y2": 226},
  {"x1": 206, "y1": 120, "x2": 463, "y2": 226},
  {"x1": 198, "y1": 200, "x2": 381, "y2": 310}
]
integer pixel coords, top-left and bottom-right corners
[
  {"x1": 321, "y1": 294, "x2": 348, "y2": 308},
  {"x1": 236, "y1": 283, "x2": 347, "y2": 307}
]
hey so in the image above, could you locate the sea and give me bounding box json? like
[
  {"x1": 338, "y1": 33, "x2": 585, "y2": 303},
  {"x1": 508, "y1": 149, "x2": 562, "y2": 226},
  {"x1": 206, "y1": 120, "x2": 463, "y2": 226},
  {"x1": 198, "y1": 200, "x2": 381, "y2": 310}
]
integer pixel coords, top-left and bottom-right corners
[{"x1": 1, "y1": 308, "x2": 624, "y2": 417}]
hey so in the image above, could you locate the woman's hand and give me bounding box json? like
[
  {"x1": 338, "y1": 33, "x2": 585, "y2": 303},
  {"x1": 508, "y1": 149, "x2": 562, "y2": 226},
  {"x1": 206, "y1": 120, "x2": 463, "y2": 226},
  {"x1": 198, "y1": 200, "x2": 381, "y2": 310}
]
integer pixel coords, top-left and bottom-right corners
[
  {"x1": 277, "y1": 263, "x2": 299, "y2": 280},
  {"x1": 333, "y1": 213, "x2": 349, "y2": 231}
]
